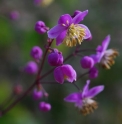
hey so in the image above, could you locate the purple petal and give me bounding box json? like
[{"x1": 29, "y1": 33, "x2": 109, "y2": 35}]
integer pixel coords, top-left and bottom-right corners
[
  {"x1": 48, "y1": 52, "x2": 59, "y2": 66},
  {"x1": 75, "y1": 100, "x2": 83, "y2": 108},
  {"x1": 90, "y1": 53, "x2": 101, "y2": 63},
  {"x1": 56, "y1": 30, "x2": 67, "y2": 46},
  {"x1": 62, "y1": 64, "x2": 77, "y2": 83},
  {"x1": 86, "y1": 85, "x2": 104, "y2": 98},
  {"x1": 78, "y1": 24, "x2": 92, "y2": 39},
  {"x1": 47, "y1": 24, "x2": 66, "y2": 38},
  {"x1": 82, "y1": 80, "x2": 90, "y2": 98},
  {"x1": 101, "y1": 35, "x2": 110, "y2": 51},
  {"x1": 96, "y1": 35, "x2": 110, "y2": 53},
  {"x1": 96, "y1": 45, "x2": 103, "y2": 52},
  {"x1": 89, "y1": 67, "x2": 99, "y2": 79},
  {"x1": 64, "y1": 92, "x2": 81, "y2": 102},
  {"x1": 72, "y1": 10, "x2": 88, "y2": 24},
  {"x1": 54, "y1": 66, "x2": 64, "y2": 84},
  {"x1": 71, "y1": 10, "x2": 82, "y2": 18},
  {"x1": 58, "y1": 14, "x2": 72, "y2": 27}
]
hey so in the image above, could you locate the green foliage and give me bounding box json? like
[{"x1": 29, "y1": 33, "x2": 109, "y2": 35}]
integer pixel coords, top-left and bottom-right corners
[{"x1": 0, "y1": 17, "x2": 14, "y2": 47}]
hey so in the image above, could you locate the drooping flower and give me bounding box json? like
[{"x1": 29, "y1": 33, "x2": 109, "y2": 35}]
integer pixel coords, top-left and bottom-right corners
[
  {"x1": 47, "y1": 10, "x2": 91, "y2": 47},
  {"x1": 35, "y1": 21, "x2": 49, "y2": 34},
  {"x1": 91, "y1": 35, "x2": 119, "y2": 69},
  {"x1": 39, "y1": 102, "x2": 51, "y2": 112},
  {"x1": 80, "y1": 56, "x2": 94, "y2": 69},
  {"x1": 24, "y1": 61, "x2": 38, "y2": 74},
  {"x1": 30, "y1": 46, "x2": 43, "y2": 61},
  {"x1": 64, "y1": 80, "x2": 104, "y2": 115},
  {"x1": 54, "y1": 64, "x2": 76, "y2": 84},
  {"x1": 48, "y1": 49, "x2": 63, "y2": 66}
]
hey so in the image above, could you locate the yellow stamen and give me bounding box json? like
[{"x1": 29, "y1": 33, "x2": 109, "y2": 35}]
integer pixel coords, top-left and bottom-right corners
[
  {"x1": 63, "y1": 24, "x2": 86, "y2": 47},
  {"x1": 80, "y1": 101, "x2": 98, "y2": 115},
  {"x1": 101, "y1": 49, "x2": 119, "y2": 69}
]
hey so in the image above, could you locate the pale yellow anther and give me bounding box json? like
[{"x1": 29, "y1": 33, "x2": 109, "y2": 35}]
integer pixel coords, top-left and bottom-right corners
[
  {"x1": 100, "y1": 49, "x2": 119, "y2": 69},
  {"x1": 63, "y1": 24, "x2": 86, "y2": 47}
]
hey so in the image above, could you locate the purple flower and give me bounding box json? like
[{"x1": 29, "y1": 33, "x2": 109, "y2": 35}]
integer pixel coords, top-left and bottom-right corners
[
  {"x1": 30, "y1": 46, "x2": 43, "y2": 61},
  {"x1": 39, "y1": 102, "x2": 51, "y2": 112},
  {"x1": 80, "y1": 56, "x2": 94, "y2": 69},
  {"x1": 32, "y1": 89, "x2": 43, "y2": 100},
  {"x1": 64, "y1": 80, "x2": 104, "y2": 115},
  {"x1": 48, "y1": 49, "x2": 63, "y2": 66},
  {"x1": 9, "y1": 11, "x2": 19, "y2": 20},
  {"x1": 35, "y1": 21, "x2": 49, "y2": 34},
  {"x1": 89, "y1": 67, "x2": 98, "y2": 79},
  {"x1": 24, "y1": 61, "x2": 38, "y2": 74},
  {"x1": 91, "y1": 35, "x2": 118, "y2": 69},
  {"x1": 47, "y1": 10, "x2": 91, "y2": 47},
  {"x1": 54, "y1": 64, "x2": 76, "y2": 84}
]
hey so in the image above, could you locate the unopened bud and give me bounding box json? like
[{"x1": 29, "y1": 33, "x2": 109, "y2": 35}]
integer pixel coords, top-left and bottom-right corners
[
  {"x1": 13, "y1": 84, "x2": 23, "y2": 95},
  {"x1": 24, "y1": 61, "x2": 38, "y2": 74},
  {"x1": 80, "y1": 56, "x2": 94, "y2": 69},
  {"x1": 39, "y1": 102, "x2": 51, "y2": 112},
  {"x1": 48, "y1": 49, "x2": 63, "y2": 66},
  {"x1": 89, "y1": 67, "x2": 99, "y2": 78},
  {"x1": 32, "y1": 89, "x2": 43, "y2": 100},
  {"x1": 30, "y1": 46, "x2": 43, "y2": 61},
  {"x1": 35, "y1": 21, "x2": 49, "y2": 34}
]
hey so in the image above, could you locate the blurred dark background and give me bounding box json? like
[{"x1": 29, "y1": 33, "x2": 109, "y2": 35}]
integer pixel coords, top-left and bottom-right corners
[{"x1": 0, "y1": 0, "x2": 122, "y2": 124}]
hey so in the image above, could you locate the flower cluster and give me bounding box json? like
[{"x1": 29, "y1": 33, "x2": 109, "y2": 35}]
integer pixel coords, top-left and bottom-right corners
[
  {"x1": 0, "y1": 9, "x2": 119, "y2": 118},
  {"x1": 24, "y1": 10, "x2": 118, "y2": 114},
  {"x1": 45, "y1": 10, "x2": 118, "y2": 115}
]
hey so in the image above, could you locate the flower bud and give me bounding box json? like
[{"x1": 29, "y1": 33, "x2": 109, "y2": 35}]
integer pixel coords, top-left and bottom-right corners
[
  {"x1": 13, "y1": 84, "x2": 23, "y2": 95},
  {"x1": 39, "y1": 102, "x2": 51, "y2": 112},
  {"x1": 89, "y1": 67, "x2": 98, "y2": 78},
  {"x1": 72, "y1": 10, "x2": 81, "y2": 18},
  {"x1": 30, "y1": 46, "x2": 43, "y2": 60},
  {"x1": 24, "y1": 61, "x2": 38, "y2": 74},
  {"x1": 35, "y1": 21, "x2": 49, "y2": 34},
  {"x1": 9, "y1": 11, "x2": 19, "y2": 20},
  {"x1": 80, "y1": 56, "x2": 94, "y2": 69},
  {"x1": 32, "y1": 89, "x2": 43, "y2": 100},
  {"x1": 48, "y1": 49, "x2": 63, "y2": 66}
]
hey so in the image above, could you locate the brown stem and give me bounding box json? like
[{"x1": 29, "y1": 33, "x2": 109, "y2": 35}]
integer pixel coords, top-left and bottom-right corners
[
  {"x1": 77, "y1": 49, "x2": 96, "y2": 52},
  {"x1": 1, "y1": 80, "x2": 37, "y2": 115},
  {"x1": 72, "y1": 82, "x2": 80, "y2": 90},
  {"x1": 77, "y1": 71, "x2": 90, "y2": 80},
  {"x1": 1, "y1": 45, "x2": 92, "y2": 116},
  {"x1": 1, "y1": 39, "x2": 53, "y2": 116},
  {"x1": 36, "y1": 40, "x2": 53, "y2": 80}
]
